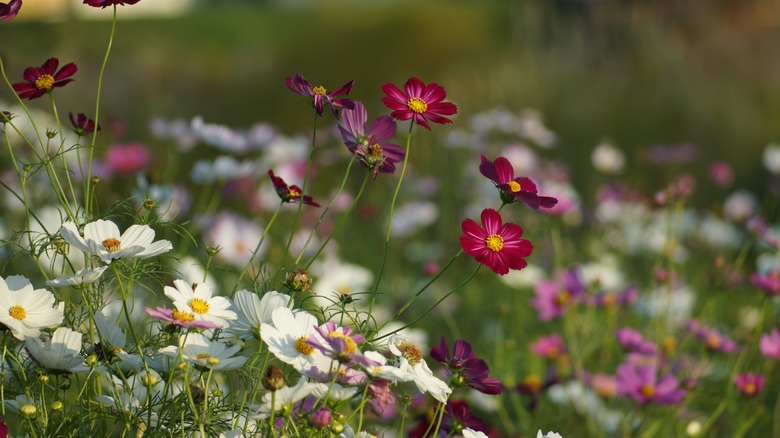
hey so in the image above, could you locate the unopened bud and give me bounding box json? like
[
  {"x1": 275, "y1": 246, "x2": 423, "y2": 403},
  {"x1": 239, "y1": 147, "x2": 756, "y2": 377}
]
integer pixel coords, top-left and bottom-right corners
[
  {"x1": 330, "y1": 421, "x2": 344, "y2": 434},
  {"x1": 23, "y1": 164, "x2": 33, "y2": 173},
  {"x1": 91, "y1": 176, "x2": 101, "y2": 185},
  {"x1": 142, "y1": 372, "x2": 159, "y2": 387},
  {"x1": 285, "y1": 268, "x2": 313, "y2": 293},
  {"x1": 21, "y1": 404, "x2": 37, "y2": 419},
  {"x1": 206, "y1": 246, "x2": 221, "y2": 257},
  {"x1": 51, "y1": 401, "x2": 63, "y2": 412},
  {"x1": 144, "y1": 199, "x2": 156, "y2": 209},
  {"x1": 262, "y1": 364, "x2": 286, "y2": 391},
  {"x1": 310, "y1": 407, "x2": 331, "y2": 429},
  {"x1": 86, "y1": 354, "x2": 98, "y2": 366},
  {"x1": 38, "y1": 373, "x2": 49, "y2": 384},
  {"x1": 46, "y1": 129, "x2": 57, "y2": 139}
]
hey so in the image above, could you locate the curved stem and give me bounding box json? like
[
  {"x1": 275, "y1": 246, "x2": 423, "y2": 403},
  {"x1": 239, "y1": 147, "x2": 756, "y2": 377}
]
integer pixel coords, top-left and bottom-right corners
[{"x1": 233, "y1": 201, "x2": 284, "y2": 293}]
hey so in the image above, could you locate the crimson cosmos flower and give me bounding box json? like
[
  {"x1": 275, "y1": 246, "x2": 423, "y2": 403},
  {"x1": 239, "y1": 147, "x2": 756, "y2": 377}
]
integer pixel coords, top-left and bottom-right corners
[
  {"x1": 69, "y1": 112, "x2": 101, "y2": 136},
  {"x1": 381, "y1": 76, "x2": 457, "y2": 130},
  {"x1": 83, "y1": 0, "x2": 141, "y2": 8},
  {"x1": 338, "y1": 101, "x2": 404, "y2": 179},
  {"x1": 430, "y1": 337, "x2": 502, "y2": 394},
  {"x1": 268, "y1": 170, "x2": 320, "y2": 207},
  {"x1": 480, "y1": 154, "x2": 558, "y2": 209},
  {"x1": 285, "y1": 73, "x2": 354, "y2": 117},
  {"x1": 13, "y1": 58, "x2": 77, "y2": 100},
  {"x1": 459, "y1": 208, "x2": 532, "y2": 275},
  {"x1": 0, "y1": 0, "x2": 21, "y2": 21}
]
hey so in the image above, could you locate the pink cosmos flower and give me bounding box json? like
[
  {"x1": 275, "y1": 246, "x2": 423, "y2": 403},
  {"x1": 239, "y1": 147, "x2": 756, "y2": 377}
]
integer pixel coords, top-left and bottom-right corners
[
  {"x1": 760, "y1": 328, "x2": 780, "y2": 359},
  {"x1": 751, "y1": 269, "x2": 780, "y2": 295},
  {"x1": 735, "y1": 373, "x2": 765, "y2": 398},
  {"x1": 529, "y1": 334, "x2": 566, "y2": 359},
  {"x1": 104, "y1": 142, "x2": 149, "y2": 176},
  {"x1": 0, "y1": 0, "x2": 21, "y2": 21},
  {"x1": 531, "y1": 268, "x2": 585, "y2": 321},
  {"x1": 459, "y1": 208, "x2": 532, "y2": 275},
  {"x1": 285, "y1": 73, "x2": 354, "y2": 117},
  {"x1": 381, "y1": 77, "x2": 457, "y2": 130},
  {"x1": 338, "y1": 101, "x2": 404, "y2": 179},
  {"x1": 479, "y1": 154, "x2": 558, "y2": 209},
  {"x1": 616, "y1": 362, "x2": 686, "y2": 405},
  {"x1": 13, "y1": 58, "x2": 77, "y2": 100}
]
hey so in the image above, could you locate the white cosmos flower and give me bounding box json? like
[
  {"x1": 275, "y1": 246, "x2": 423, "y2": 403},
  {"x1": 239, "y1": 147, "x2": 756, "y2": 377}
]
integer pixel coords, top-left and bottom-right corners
[
  {"x1": 231, "y1": 290, "x2": 291, "y2": 339},
  {"x1": 260, "y1": 307, "x2": 327, "y2": 372},
  {"x1": 92, "y1": 311, "x2": 143, "y2": 372},
  {"x1": 159, "y1": 332, "x2": 246, "y2": 371},
  {"x1": 218, "y1": 430, "x2": 245, "y2": 438},
  {"x1": 389, "y1": 336, "x2": 451, "y2": 403},
  {"x1": 254, "y1": 378, "x2": 318, "y2": 419},
  {"x1": 60, "y1": 219, "x2": 172, "y2": 264},
  {"x1": 164, "y1": 279, "x2": 237, "y2": 329},
  {"x1": 310, "y1": 257, "x2": 373, "y2": 310},
  {"x1": 763, "y1": 143, "x2": 780, "y2": 174},
  {"x1": 310, "y1": 382, "x2": 359, "y2": 402},
  {"x1": 25, "y1": 327, "x2": 88, "y2": 373},
  {"x1": 46, "y1": 266, "x2": 108, "y2": 288},
  {"x1": 0, "y1": 275, "x2": 64, "y2": 340},
  {"x1": 463, "y1": 429, "x2": 489, "y2": 438},
  {"x1": 4, "y1": 394, "x2": 35, "y2": 413},
  {"x1": 363, "y1": 350, "x2": 413, "y2": 383},
  {"x1": 537, "y1": 431, "x2": 563, "y2": 438}
]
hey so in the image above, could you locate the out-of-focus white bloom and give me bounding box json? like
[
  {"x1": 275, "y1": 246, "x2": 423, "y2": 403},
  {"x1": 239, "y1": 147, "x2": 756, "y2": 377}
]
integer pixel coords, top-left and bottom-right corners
[
  {"x1": 60, "y1": 219, "x2": 172, "y2": 264},
  {"x1": 501, "y1": 143, "x2": 539, "y2": 176},
  {"x1": 218, "y1": 430, "x2": 245, "y2": 438},
  {"x1": 548, "y1": 380, "x2": 621, "y2": 433},
  {"x1": 537, "y1": 431, "x2": 564, "y2": 438},
  {"x1": 519, "y1": 109, "x2": 556, "y2": 148},
  {"x1": 159, "y1": 332, "x2": 246, "y2": 371},
  {"x1": 695, "y1": 215, "x2": 742, "y2": 249},
  {"x1": 723, "y1": 190, "x2": 757, "y2": 223},
  {"x1": 763, "y1": 142, "x2": 780, "y2": 174},
  {"x1": 686, "y1": 420, "x2": 702, "y2": 436},
  {"x1": 149, "y1": 117, "x2": 199, "y2": 151},
  {"x1": 261, "y1": 307, "x2": 328, "y2": 373},
  {"x1": 261, "y1": 135, "x2": 308, "y2": 170},
  {"x1": 0, "y1": 275, "x2": 64, "y2": 340},
  {"x1": 591, "y1": 141, "x2": 625, "y2": 174},
  {"x1": 26, "y1": 327, "x2": 88, "y2": 373},
  {"x1": 638, "y1": 284, "x2": 695, "y2": 328},
  {"x1": 24, "y1": 205, "x2": 86, "y2": 274},
  {"x1": 202, "y1": 212, "x2": 266, "y2": 267},
  {"x1": 499, "y1": 263, "x2": 546, "y2": 288},
  {"x1": 46, "y1": 266, "x2": 108, "y2": 288},
  {"x1": 389, "y1": 201, "x2": 438, "y2": 237},
  {"x1": 389, "y1": 336, "x2": 451, "y2": 403},
  {"x1": 231, "y1": 290, "x2": 291, "y2": 340},
  {"x1": 135, "y1": 177, "x2": 191, "y2": 221},
  {"x1": 738, "y1": 307, "x2": 762, "y2": 331},
  {"x1": 311, "y1": 382, "x2": 359, "y2": 402},
  {"x1": 580, "y1": 255, "x2": 625, "y2": 290},
  {"x1": 191, "y1": 156, "x2": 255, "y2": 184},
  {"x1": 164, "y1": 279, "x2": 237, "y2": 329},
  {"x1": 173, "y1": 256, "x2": 217, "y2": 291},
  {"x1": 463, "y1": 429, "x2": 489, "y2": 438},
  {"x1": 311, "y1": 257, "x2": 373, "y2": 309}
]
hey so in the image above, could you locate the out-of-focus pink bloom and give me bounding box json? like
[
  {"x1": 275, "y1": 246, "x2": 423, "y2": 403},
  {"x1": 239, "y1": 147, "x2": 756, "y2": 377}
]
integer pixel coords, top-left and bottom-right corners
[
  {"x1": 655, "y1": 174, "x2": 695, "y2": 205},
  {"x1": 588, "y1": 373, "x2": 618, "y2": 398},
  {"x1": 105, "y1": 142, "x2": 149, "y2": 176},
  {"x1": 616, "y1": 362, "x2": 686, "y2": 405},
  {"x1": 709, "y1": 161, "x2": 734, "y2": 187},
  {"x1": 531, "y1": 268, "x2": 585, "y2": 321},
  {"x1": 751, "y1": 269, "x2": 780, "y2": 295},
  {"x1": 616, "y1": 328, "x2": 657, "y2": 356},
  {"x1": 760, "y1": 329, "x2": 780, "y2": 360},
  {"x1": 422, "y1": 261, "x2": 439, "y2": 276},
  {"x1": 735, "y1": 373, "x2": 765, "y2": 398},
  {"x1": 310, "y1": 407, "x2": 332, "y2": 429},
  {"x1": 0, "y1": 0, "x2": 21, "y2": 21},
  {"x1": 529, "y1": 333, "x2": 566, "y2": 359},
  {"x1": 687, "y1": 320, "x2": 738, "y2": 354},
  {"x1": 368, "y1": 379, "x2": 398, "y2": 419},
  {"x1": 645, "y1": 143, "x2": 698, "y2": 165}
]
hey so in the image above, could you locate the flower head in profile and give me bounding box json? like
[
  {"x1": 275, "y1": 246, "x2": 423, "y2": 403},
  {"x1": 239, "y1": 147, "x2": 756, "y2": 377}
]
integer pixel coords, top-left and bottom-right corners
[
  {"x1": 83, "y1": 0, "x2": 141, "y2": 8},
  {"x1": 338, "y1": 101, "x2": 404, "y2": 179},
  {"x1": 163, "y1": 279, "x2": 237, "y2": 329},
  {"x1": 60, "y1": 219, "x2": 172, "y2": 264},
  {"x1": 430, "y1": 337, "x2": 502, "y2": 394},
  {"x1": 479, "y1": 155, "x2": 558, "y2": 209},
  {"x1": 381, "y1": 76, "x2": 457, "y2": 130},
  {"x1": 0, "y1": 275, "x2": 64, "y2": 340},
  {"x1": 268, "y1": 170, "x2": 320, "y2": 207},
  {"x1": 13, "y1": 58, "x2": 78, "y2": 100},
  {"x1": 68, "y1": 112, "x2": 100, "y2": 136},
  {"x1": 616, "y1": 362, "x2": 686, "y2": 405},
  {"x1": 285, "y1": 73, "x2": 354, "y2": 117},
  {"x1": 45, "y1": 266, "x2": 108, "y2": 288},
  {"x1": 460, "y1": 208, "x2": 533, "y2": 275},
  {"x1": 231, "y1": 290, "x2": 291, "y2": 340},
  {"x1": 0, "y1": 0, "x2": 21, "y2": 21}
]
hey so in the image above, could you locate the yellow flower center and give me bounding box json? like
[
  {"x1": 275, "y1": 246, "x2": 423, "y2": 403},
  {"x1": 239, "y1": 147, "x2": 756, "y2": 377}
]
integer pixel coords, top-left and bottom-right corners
[
  {"x1": 337, "y1": 284, "x2": 351, "y2": 295},
  {"x1": 640, "y1": 384, "x2": 655, "y2": 398},
  {"x1": 312, "y1": 86, "x2": 327, "y2": 96},
  {"x1": 328, "y1": 332, "x2": 358, "y2": 354},
  {"x1": 196, "y1": 353, "x2": 211, "y2": 360},
  {"x1": 523, "y1": 374, "x2": 542, "y2": 392},
  {"x1": 189, "y1": 298, "x2": 210, "y2": 314},
  {"x1": 102, "y1": 238, "x2": 121, "y2": 253},
  {"x1": 706, "y1": 333, "x2": 721, "y2": 349},
  {"x1": 508, "y1": 181, "x2": 522, "y2": 192},
  {"x1": 171, "y1": 310, "x2": 195, "y2": 322},
  {"x1": 485, "y1": 234, "x2": 504, "y2": 252},
  {"x1": 407, "y1": 97, "x2": 428, "y2": 114},
  {"x1": 288, "y1": 187, "x2": 301, "y2": 198},
  {"x1": 398, "y1": 342, "x2": 422, "y2": 366},
  {"x1": 295, "y1": 337, "x2": 314, "y2": 355},
  {"x1": 555, "y1": 291, "x2": 571, "y2": 306},
  {"x1": 9, "y1": 305, "x2": 26, "y2": 320},
  {"x1": 35, "y1": 74, "x2": 55, "y2": 92},
  {"x1": 743, "y1": 383, "x2": 756, "y2": 395},
  {"x1": 207, "y1": 357, "x2": 220, "y2": 366}
]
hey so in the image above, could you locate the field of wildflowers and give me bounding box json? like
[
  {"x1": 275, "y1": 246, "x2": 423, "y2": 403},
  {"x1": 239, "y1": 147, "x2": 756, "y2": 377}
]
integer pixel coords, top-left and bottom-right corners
[{"x1": 0, "y1": 0, "x2": 779, "y2": 437}]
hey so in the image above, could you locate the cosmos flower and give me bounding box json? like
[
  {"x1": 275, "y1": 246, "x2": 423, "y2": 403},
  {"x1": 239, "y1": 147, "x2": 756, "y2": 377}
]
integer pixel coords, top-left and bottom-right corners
[
  {"x1": 389, "y1": 336, "x2": 451, "y2": 403},
  {"x1": 616, "y1": 362, "x2": 686, "y2": 405},
  {"x1": 615, "y1": 328, "x2": 657, "y2": 356},
  {"x1": 254, "y1": 378, "x2": 318, "y2": 419},
  {"x1": 159, "y1": 332, "x2": 246, "y2": 371},
  {"x1": 268, "y1": 169, "x2": 320, "y2": 207},
  {"x1": 260, "y1": 307, "x2": 328, "y2": 373},
  {"x1": 338, "y1": 101, "x2": 404, "y2": 178},
  {"x1": 144, "y1": 307, "x2": 222, "y2": 329},
  {"x1": 104, "y1": 142, "x2": 149, "y2": 176},
  {"x1": 751, "y1": 269, "x2": 780, "y2": 295},
  {"x1": 479, "y1": 155, "x2": 558, "y2": 209},
  {"x1": 285, "y1": 73, "x2": 354, "y2": 117},
  {"x1": 69, "y1": 112, "x2": 100, "y2": 136},
  {"x1": 163, "y1": 279, "x2": 237, "y2": 329},
  {"x1": 531, "y1": 268, "x2": 585, "y2": 321},
  {"x1": 529, "y1": 334, "x2": 567, "y2": 360},
  {"x1": 45, "y1": 266, "x2": 108, "y2": 288},
  {"x1": 759, "y1": 329, "x2": 780, "y2": 360},
  {"x1": 230, "y1": 290, "x2": 291, "y2": 340},
  {"x1": 307, "y1": 321, "x2": 368, "y2": 365},
  {"x1": 0, "y1": 275, "x2": 64, "y2": 340},
  {"x1": 59, "y1": 219, "x2": 172, "y2": 264},
  {"x1": 381, "y1": 76, "x2": 458, "y2": 130},
  {"x1": 0, "y1": 0, "x2": 21, "y2": 22},
  {"x1": 430, "y1": 337, "x2": 502, "y2": 394},
  {"x1": 459, "y1": 208, "x2": 533, "y2": 275},
  {"x1": 25, "y1": 327, "x2": 88, "y2": 373},
  {"x1": 13, "y1": 58, "x2": 78, "y2": 100},
  {"x1": 83, "y1": 0, "x2": 141, "y2": 8},
  {"x1": 735, "y1": 373, "x2": 765, "y2": 397}
]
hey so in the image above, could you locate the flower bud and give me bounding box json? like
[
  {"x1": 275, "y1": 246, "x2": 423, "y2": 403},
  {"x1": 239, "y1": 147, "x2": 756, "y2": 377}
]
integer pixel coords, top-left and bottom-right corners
[
  {"x1": 285, "y1": 268, "x2": 313, "y2": 293},
  {"x1": 86, "y1": 354, "x2": 98, "y2": 366},
  {"x1": 38, "y1": 372, "x2": 49, "y2": 384},
  {"x1": 51, "y1": 401, "x2": 63, "y2": 412},
  {"x1": 330, "y1": 421, "x2": 344, "y2": 434},
  {"x1": 143, "y1": 198, "x2": 156, "y2": 210},
  {"x1": 262, "y1": 364, "x2": 286, "y2": 391},
  {"x1": 206, "y1": 246, "x2": 221, "y2": 257},
  {"x1": 21, "y1": 404, "x2": 37, "y2": 419},
  {"x1": 310, "y1": 407, "x2": 332, "y2": 429},
  {"x1": 91, "y1": 176, "x2": 101, "y2": 185},
  {"x1": 46, "y1": 129, "x2": 57, "y2": 139}
]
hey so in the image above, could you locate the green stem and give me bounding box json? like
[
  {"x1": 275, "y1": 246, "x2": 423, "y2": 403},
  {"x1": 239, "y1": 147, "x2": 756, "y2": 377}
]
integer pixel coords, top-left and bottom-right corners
[{"x1": 233, "y1": 200, "x2": 284, "y2": 292}]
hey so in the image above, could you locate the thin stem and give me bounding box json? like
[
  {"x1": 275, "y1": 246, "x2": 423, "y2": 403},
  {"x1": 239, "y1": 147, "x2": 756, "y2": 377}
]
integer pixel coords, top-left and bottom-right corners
[{"x1": 233, "y1": 200, "x2": 284, "y2": 293}]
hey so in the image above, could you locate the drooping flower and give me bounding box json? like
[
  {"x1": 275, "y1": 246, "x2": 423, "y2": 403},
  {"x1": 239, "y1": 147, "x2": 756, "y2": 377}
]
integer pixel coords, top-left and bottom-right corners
[
  {"x1": 459, "y1": 208, "x2": 533, "y2": 275},
  {"x1": 735, "y1": 373, "x2": 765, "y2": 398},
  {"x1": 83, "y1": 0, "x2": 141, "y2": 8},
  {"x1": 479, "y1": 155, "x2": 558, "y2": 209},
  {"x1": 338, "y1": 101, "x2": 404, "y2": 179},
  {"x1": 0, "y1": 275, "x2": 64, "y2": 340},
  {"x1": 440, "y1": 400, "x2": 485, "y2": 436},
  {"x1": 430, "y1": 337, "x2": 502, "y2": 395},
  {"x1": 60, "y1": 219, "x2": 172, "y2": 264},
  {"x1": 13, "y1": 58, "x2": 78, "y2": 100},
  {"x1": 159, "y1": 332, "x2": 246, "y2": 371},
  {"x1": 760, "y1": 329, "x2": 780, "y2": 360},
  {"x1": 0, "y1": 0, "x2": 21, "y2": 22},
  {"x1": 25, "y1": 327, "x2": 88, "y2": 373},
  {"x1": 68, "y1": 112, "x2": 100, "y2": 136},
  {"x1": 163, "y1": 279, "x2": 237, "y2": 329},
  {"x1": 144, "y1": 307, "x2": 222, "y2": 329},
  {"x1": 268, "y1": 169, "x2": 320, "y2": 207},
  {"x1": 381, "y1": 76, "x2": 458, "y2": 130},
  {"x1": 616, "y1": 362, "x2": 686, "y2": 405},
  {"x1": 285, "y1": 73, "x2": 354, "y2": 117}
]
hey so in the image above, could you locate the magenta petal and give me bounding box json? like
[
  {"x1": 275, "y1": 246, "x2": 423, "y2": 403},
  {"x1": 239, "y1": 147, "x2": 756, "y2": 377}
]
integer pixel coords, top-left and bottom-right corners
[
  {"x1": 479, "y1": 155, "x2": 499, "y2": 183},
  {"x1": 493, "y1": 157, "x2": 515, "y2": 184},
  {"x1": 381, "y1": 82, "x2": 407, "y2": 103},
  {"x1": 404, "y1": 77, "x2": 425, "y2": 98},
  {"x1": 329, "y1": 80, "x2": 354, "y2": 97},
  {"x1": 381, "y1": 97, "x2": 409, "y2": 112},
  {"x1": 427, "y1": 101, "x2": 458, "y2": 116},
  {"x1": 480, "y1": 208, "x2": 502, "y2": 235},
  {"x1": 368, "y1": 115, "x2": 397, "y2": 142},
  {"x1": 55, "y1": 62, "x2": 78, "y2": 80},
  {"x1": 423, "y1": 112, "x2": 453, "y2": 126},
  {"x1": 421, "y1": 82, "x2": 446, "y2": 103}
]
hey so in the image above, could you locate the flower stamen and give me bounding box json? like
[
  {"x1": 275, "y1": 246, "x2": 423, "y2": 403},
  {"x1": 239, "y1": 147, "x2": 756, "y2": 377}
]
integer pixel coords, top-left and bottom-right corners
[
  {"x1": 189, "y1": 298, "x2": 210, "y2": 314},
  {"x1": 9, "y1": 305, "x2": 26, "y2": 321},
  {"x1": 407, "y1": 97, "x2": 428, "y2": 114},
  {"x1": 295, "y1": 337, "x2": 314, "y2": 355},
  {"x1": 508, "y1": 181, "x2": 522, "y2": 192},
  {"x1": 171, "y1": 309, "x2": 195, "y2": 322},
  {"x1": 640, "y1": 384, "x2": 655, "y2": 398},
  {"x1": 312, "y1": 86, "x2": 327, "y2": 96},
  {"x1": 102, "y1": 238, "x2": 121, "y2": 253},
  {"x1": 35, "y1": 74, "x2": 55, "y2": 92},
  {"x1": 485, "y1": 234, "x2": 504, "y2": 252}
]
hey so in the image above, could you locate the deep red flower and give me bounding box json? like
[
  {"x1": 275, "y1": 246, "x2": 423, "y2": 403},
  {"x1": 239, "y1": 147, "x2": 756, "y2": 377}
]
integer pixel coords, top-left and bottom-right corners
[
  {"x1": 268, "y1": 170, "x2": 320, "y2": 207},
  {"x1": 13, "y1": 58, "x2": 77, "y2": 100},
  {"x1": 381, "y1": 77, "x2": 457, "y2": 130},
  {"x1": 69, "y1": 112, "x2": 101, "y2": 136},
  {"x1": 83, "y1": 0, "x2": 141, "y2": 8},
  {"x1": 459, "y1": 208, "x2": 532, "y2": 275},
  {"x1": 431, "y1": 337, "x2": 503, "y2": 395},
  {"x1": 0, "y1": 0, "x2": 21, "y2": 21},
  {"x1": 479, "y1": 154, "x2": 558, "y2": 209},
  {"x1": 285, "y1": 73, "x2": 354, "y2": 117}
]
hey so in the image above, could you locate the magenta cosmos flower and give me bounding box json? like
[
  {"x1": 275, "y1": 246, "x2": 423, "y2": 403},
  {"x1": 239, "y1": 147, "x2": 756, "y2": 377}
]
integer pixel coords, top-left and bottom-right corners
[
  {"x1": 83, "y1": 0, "x2": 141, "y2": 8},
  {"x1": 751, "y1": 269, "x2": 780, "y2": 295},
  {"x1": 381, "y1": 77, "x2": 457, "y2": 130},
  {"x1": 529, "y1": 333, "x2": 566, "y2": 359},
  {"x1": 531, "y1": 268, "x2": 585, "y2": 321},
  {"x1": 338, "y1": 101, "x2": 404, "y2": 179},
  {"x1": 69, "y1": 112, "x2": 100, "y2": 136},
  {"x1": 144, "y1": 307, "x2": 221, "y2": 329},
  {"x1": 460, "y1": 208, "x2": 532, "y2": 275},
  {"x1": 430, "y1": 337, "x2": 502, "y2": 395},
  {"x1": 267, "y1": 170, "x2": 320, "y2": 207},
  {"x1": 285, "y1": 73, "x2": 354, "y2": 117},
  {"x1": 0, "y1": 0, "x2": 21, "y2": 21},
  {"x1": 13, "y1": 58, "x2": 77, "y2": 100},
  {"x1": 479, "y1": 155, "x2": 558, "y2": 209},
  {"x1": 760, "y1": 328, "x2": 780, "y2": 359},
  {"x1": 735, "y1": 373, "x2": 765, "y2": 398},
  {"x1": 617, "y1": 362, "x2": 685, "y2": 405}
]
